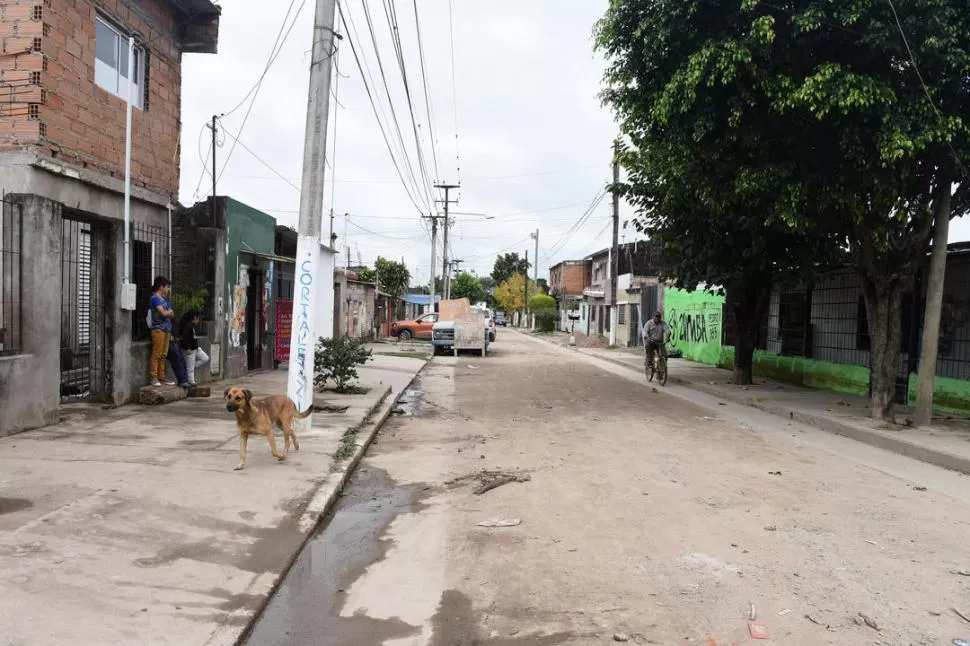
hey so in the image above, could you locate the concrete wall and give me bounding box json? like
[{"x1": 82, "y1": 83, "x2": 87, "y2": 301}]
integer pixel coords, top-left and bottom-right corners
[
  {"x1": 664, "y1": 288, "x2": 725, "y2": 365},
  {"x1": 0, "y1": 195, "x2": 63, "y2": 435},
  {"x1": 315, "y1": 247, "x2": 336, "y2": 343}
]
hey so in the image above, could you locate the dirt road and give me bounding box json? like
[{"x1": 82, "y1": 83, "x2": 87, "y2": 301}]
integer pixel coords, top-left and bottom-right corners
[{"x1": 246, "y1": 332, "x2": 970, "y2": 645}]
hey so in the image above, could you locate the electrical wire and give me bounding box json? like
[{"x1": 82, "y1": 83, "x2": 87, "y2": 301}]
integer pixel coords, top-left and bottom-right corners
[
  {"x1": 447, "y1": 0, "x2": 463, "y2": 191},
  {"x1": 215, "y1": 0, "x2": 306, "y2": 186},
  {"x1": 412, "y1": 0, "x2": 441, "y2": 183},
  {"x1": 382, "y1": 0, "x2": 437, "y2": 204},
  {"x1": 358, "y1": 0, "x2": 432, "y2": 210},
  {"x1": 883, "y1": 0, "x2": 967, "y2": 177},
  {"x1": 218, "y1": 124, "x2": 301, "y2": 192},
  {"x1": 338, "y1": 2, "x2": 431, "y2": 216}
]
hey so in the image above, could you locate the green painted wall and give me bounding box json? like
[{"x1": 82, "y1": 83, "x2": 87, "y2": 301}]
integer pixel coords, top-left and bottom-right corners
[
  {"x1": 907, "y1": 374, "x2": 970, "y2": 416},
  {"x1": 226, "y1": 198, "x2": 276, "y2": 261},
  {"x1": 663, "y1": 288, "x2": 725, "y2": 365},
  {"x1": 224, "y1": 198, "x2": 277, "y2": 377},
  {"x1": 718, "y1": 347, "x2": 970, "y2": 414}
]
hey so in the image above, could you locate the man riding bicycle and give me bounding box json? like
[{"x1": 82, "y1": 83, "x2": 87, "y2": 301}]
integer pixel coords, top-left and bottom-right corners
[{"x1": 643, "y1": 310, "x2": 671, "y2": 370}]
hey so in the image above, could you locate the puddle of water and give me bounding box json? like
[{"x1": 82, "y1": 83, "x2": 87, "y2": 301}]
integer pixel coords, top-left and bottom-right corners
[
  {"x1": 242, "y1": 467, "x2": 428, "y2": 646},
  {"x1": 392, "y1": 388, "x2": 428, "y2": 418}
]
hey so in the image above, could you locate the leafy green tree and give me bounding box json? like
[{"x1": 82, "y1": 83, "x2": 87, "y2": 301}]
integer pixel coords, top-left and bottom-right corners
[
  {"x1": 596, "y1": 0, "x2": 970, "y2": 418},
  {"x1": 374, "y1": 257, "x2": 411, "y2": 300},
  {"x1": 596, "y1": 2, "x2": 832, "y2": 386},
  {"x1": 355, "y1": 267, "x2": 377, "y2": 283},
  {"x1": 491, "y1": 252, "x2": 530, "y2": 286},
  {"x1": 449, "y1": 272, "x2": 486, "y2": 304}
]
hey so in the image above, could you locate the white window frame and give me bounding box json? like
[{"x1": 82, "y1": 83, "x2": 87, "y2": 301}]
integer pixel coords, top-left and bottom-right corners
[{"x1": 95, "y1": 15, "x2": 145, "y2": 109}]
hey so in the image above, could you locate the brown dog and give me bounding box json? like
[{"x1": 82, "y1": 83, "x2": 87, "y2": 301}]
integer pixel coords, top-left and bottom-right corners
[{"x1": 224, "y1": 387, "x2": 311, "y2": 471}]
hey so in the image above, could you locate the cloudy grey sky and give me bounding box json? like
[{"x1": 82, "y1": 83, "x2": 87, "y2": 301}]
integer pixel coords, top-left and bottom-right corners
[
  {"x1": 178, "y1": 0, "x2": 969, "y2": 287},
  {"x1": 179, "y1": 0, "x2": 632, "y2": 287}
]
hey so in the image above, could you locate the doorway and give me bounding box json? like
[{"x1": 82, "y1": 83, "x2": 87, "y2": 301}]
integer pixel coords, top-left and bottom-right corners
[
  {"x1": 60, "y1": 216, "x2": 109, "y2": 401},
  {"x1": 246, "y1": 268, "x2": 265, "y2": 371}
]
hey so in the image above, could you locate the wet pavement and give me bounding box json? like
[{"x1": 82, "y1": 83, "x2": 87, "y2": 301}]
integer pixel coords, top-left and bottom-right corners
[{"x1": 242, "y1": 465, "x2": 429, "y2": 646}]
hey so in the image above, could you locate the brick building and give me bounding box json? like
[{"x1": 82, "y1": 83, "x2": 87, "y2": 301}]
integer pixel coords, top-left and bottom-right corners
[
  {"x1": 0, "y1": 0, "x2": 220, "y2": 436},
  {"x1": 549, "y1": 259, "x2": 590, "y2": 331}
]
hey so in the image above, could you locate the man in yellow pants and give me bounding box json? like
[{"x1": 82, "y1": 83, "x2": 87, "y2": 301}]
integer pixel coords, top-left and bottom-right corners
[{"x1": 149, "y1": 276, "x2": 176, "y2": 386}]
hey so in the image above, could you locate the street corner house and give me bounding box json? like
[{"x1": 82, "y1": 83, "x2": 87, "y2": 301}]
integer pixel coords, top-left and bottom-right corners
[{"x1": 0, "y1": 0, "x2": 220, "y2": 436}]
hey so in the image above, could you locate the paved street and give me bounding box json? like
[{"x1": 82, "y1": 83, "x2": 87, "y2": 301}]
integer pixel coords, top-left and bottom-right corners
[{"x1": 245, "y1": 331, "x2": 970, "y2": 645}]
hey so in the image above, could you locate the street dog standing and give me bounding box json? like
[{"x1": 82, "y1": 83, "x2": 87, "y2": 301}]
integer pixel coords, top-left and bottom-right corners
[{"x1": 224, "y1": 387, "x2": 312, "y2": 471}]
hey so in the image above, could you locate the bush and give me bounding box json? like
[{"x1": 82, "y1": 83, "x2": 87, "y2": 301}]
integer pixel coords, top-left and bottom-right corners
[
  {"x1": 534, "y1": 308, "x2": 557, "y2": 332},
  {"x1": 529, "y1": 293, "x2": 557, "y2": 311},
  {"x1": 313, "y1": 337, "x2": 373, "y2": 393}
]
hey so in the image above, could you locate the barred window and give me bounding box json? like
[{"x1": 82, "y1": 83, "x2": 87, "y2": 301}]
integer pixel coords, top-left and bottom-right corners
[{"x1": 0, "y1": 199, "x2": 23, "y2": 355}]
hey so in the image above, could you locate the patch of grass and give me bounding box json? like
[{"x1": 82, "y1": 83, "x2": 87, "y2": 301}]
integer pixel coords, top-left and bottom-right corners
[
  {"x1": 338, "y1": 385, "x2": 371, "y2": 395},
  {"x1": 334, "y1": 424, "x2": 361, "y2": 463}
]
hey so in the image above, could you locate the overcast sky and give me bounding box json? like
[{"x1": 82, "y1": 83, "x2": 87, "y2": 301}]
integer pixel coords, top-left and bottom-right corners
[{"x1": 178, "y1": 0, "x2": 969, "y2": 287}]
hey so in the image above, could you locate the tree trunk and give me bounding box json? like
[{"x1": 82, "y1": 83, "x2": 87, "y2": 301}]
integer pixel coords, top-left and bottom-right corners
[
  {"x1": 730, "y1": 283, "x2": 770, "y2": 386},
  {"x1": 861, "y1": 277, "x2": 904, "y2": 422}
]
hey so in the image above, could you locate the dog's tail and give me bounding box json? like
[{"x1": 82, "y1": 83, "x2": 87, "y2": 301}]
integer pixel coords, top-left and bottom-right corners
[{"x1": 295, "y1": 405, "x2": 314, "y2": 419}]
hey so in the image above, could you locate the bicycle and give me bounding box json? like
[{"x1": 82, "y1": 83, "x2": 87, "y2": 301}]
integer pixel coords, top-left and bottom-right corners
[{"x1": 645, "y1": 342, "x2": 668, "y2": 387}]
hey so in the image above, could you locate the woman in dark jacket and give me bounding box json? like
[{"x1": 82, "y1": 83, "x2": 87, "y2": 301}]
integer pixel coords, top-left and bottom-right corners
[{"x1": 178, "y1": 310, "x2": 209, "y2": 387}]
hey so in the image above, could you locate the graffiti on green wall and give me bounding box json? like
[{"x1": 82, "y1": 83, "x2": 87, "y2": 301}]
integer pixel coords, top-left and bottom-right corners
[{"x1": 664, "y1": 288, "x2": 725, "y2": 365}]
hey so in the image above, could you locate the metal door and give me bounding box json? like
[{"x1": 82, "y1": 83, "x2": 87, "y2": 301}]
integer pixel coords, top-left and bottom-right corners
[{"x1": 60, "y1": 217, "x2": 109, "y2": 401}]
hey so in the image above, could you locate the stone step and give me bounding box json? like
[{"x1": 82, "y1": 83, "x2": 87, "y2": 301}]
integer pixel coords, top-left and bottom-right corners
[{"x1": 138, "y1": 385, "x2": 187, "y2": 406}]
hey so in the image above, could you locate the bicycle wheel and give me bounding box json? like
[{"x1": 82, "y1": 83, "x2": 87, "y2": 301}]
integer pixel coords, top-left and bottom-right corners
[
  {"x1": 658, "y1": 354, "x2": 668, "y2": 386},
  {"x1": 646, "y1": 352, "x2": 655, "y2": 382}
]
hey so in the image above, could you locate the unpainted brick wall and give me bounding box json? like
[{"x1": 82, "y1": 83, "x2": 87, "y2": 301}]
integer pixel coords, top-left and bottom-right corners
[{"x1": 0, "y1": 0, "x2": 182, "y2": 197}]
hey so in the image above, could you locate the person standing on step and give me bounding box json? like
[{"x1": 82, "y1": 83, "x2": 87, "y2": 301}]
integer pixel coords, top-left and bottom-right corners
[
  {"x1": 149, "y1": 276, "x2": 176, "y2": 386},
  {"x1": 179, "y1": 309, "x2": 209, "y2": 387}
]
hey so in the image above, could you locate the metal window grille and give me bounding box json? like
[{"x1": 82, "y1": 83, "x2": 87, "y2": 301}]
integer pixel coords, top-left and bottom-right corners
[
  {"x1": 0, "y1": 197, "x2": 23, "y2": 355},
  {"x1": 618, "y1": 304, "x2": 626, "y2": 325},
  {"x1": 131, "y1": 222, "x2": 169, "y2": 341},
  {"x1": 60, "y1": 216, "x2": 108, "y2": 401}
]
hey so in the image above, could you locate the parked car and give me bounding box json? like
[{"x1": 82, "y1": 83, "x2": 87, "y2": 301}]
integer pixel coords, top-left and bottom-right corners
[
  {"x1": 391, "y1": 313, "x2": 437, "y2": 340},
  {"x1": 494, "y1": 311, "x2": 508, "y2": 327}
]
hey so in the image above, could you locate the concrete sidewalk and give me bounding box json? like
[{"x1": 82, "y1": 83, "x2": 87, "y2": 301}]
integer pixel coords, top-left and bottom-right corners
[
  {"x1": 533, "y1": 330, "x2": 970, "y2": 476},
  {"x1": 0, "y1": 354, "x2": 426, "y2": 646}
]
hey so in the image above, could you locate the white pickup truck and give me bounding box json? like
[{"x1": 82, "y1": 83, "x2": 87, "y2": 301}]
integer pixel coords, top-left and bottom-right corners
[{"x1": 432, "y1": 305, "x2": 490, "y2": 356}]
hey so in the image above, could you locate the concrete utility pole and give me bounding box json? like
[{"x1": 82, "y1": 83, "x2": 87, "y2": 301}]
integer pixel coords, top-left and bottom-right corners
[
  {"x1": 435, "y1": 183, "x2": 459, "y2": 299},
  {"x1": 914, "y1": 172, "x2": 953, "y2": 426},
  {"x1": 523, "y1": 248, "x2": 529, "y2": 326},
  {"x1": 426, "y1": 215, "x2": 438, "y2": 313},
  {"x1": 209, "y1": 115, "x2": 218, "y2": 204},
  {"x1": 609, "y1": 140, "x2": 620, "y2": 347},
  {"x1": 287, "y1": 0, "x2": 339, "y2": 418},
  {"x1": 530, "y1": 229, "x2": 539, "y2": 327}
]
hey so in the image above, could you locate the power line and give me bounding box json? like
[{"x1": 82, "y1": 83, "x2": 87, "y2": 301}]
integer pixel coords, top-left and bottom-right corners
[
  {"x1": 412, "y1": 0, "x2": 441, "y2": 183},
  {"x1": 359, "y1": 0, "x2": 432, "y2": 210},
  {"x1": 447, "y1": 0, "x2": 463, "y2": 191},
  {"x1": 382, "y1": 0, "x2": 437, "y2": 204},
  {"x1": 221, "y1": 0, "x2": 304, "y2": 118},
  {"x1": 218, "y1": 124, "x2": 301, "y2": 192},
  {"x1": 883, "y1": 0, "x2": 967, "y2": 177},
  {"x1": 338, "y1": 2, "x2": 431, "y2": 216},
  {"x1": 216, "y1": 0, "x2": 306, "y2": 186}
]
